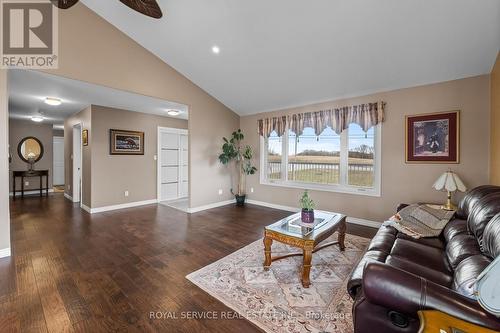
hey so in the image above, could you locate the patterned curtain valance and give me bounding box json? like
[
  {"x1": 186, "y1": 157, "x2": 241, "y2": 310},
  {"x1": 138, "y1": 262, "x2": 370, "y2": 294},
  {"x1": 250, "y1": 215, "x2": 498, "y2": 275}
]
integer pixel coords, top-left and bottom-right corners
[{"x1": 258, "y1": 101, "x2": 385, "y2": 137}]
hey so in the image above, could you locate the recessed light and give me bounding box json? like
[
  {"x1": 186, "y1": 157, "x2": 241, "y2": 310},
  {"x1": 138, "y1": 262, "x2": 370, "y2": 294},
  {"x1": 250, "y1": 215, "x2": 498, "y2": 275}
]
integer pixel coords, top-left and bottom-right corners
[
  {"x1": 45, "y1": 97, "x2": 62, "y2": 106},
  {"x1": 31, "y1": 116, "x2": 44, "y2": 122},
  {"x1": 167, "y1": 110, "x2": 180, "y2": 116},
  {"x1": 211, "y1": 45, "x2": 220, "y2": 54}
]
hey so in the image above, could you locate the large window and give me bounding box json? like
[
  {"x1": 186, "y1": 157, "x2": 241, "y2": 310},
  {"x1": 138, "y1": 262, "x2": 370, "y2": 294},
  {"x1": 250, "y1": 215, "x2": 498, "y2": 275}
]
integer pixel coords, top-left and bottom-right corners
[{"x1": 261, "y1": 124, "x2": 381, "y2": 196}]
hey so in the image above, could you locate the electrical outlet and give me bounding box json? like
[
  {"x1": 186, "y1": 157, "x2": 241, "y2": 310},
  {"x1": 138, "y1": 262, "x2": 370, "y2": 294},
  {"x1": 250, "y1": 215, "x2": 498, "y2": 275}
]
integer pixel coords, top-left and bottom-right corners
[
  {"x1": 68, "y1": 184, "x2": 71, "y2": 190},
  {"x1": 124, "y1": 191, "x2": 129, "y2": 197},
  {"x1": 250, "y1": 187, "x2": 254, "y2": 193},
  {"x1": 25, "y1": 181, "x2": 29, "y2": 186},
  {"x1": 153, "y1": 155, "x2": 157, "y2": 161},
  {"x1": 218, "y1": 189, "x2": 223, "y2": 195}
]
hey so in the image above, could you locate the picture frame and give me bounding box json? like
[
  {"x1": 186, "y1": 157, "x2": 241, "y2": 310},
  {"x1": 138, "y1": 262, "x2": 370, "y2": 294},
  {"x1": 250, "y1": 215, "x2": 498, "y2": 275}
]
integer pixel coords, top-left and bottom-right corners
[
  {"x1": 82, "y1": 129, "x2": 88, "y2": 146},
  {"x1": 405, "y1": 110, "x2": 460, "y2": 164},
  {"x1": 109, "y1": 129, "x2": 145, "y2": 155}
]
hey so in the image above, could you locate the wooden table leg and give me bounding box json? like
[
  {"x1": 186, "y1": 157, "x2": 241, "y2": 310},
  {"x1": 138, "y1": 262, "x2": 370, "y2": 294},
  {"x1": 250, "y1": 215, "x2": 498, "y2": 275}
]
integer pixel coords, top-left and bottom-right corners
[
  {"x1": 21, "y1": 176, "x2": 24, "y2": 198},
  {"x1": 46, "y1": 174, "x2": 48, "y2": 196},
  {"x1": 40, "y1": 175, "x2": 43, "y2": 197},
  {"x1": 302, "y1": 246, "x2": 313, "y2": 288},
  {"x1": 338, "y1": 219, "x2": 346, "y2": 251},
  {"x1": 263, "y1": 237, "x2": 273, "y2": 270}
]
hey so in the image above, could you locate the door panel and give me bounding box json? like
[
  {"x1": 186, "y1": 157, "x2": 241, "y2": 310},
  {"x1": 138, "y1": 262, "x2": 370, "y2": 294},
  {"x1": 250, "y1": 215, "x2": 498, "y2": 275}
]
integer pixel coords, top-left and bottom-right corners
[{"x1": 53, "y1": 137, "x2": 64, "y2": 185}]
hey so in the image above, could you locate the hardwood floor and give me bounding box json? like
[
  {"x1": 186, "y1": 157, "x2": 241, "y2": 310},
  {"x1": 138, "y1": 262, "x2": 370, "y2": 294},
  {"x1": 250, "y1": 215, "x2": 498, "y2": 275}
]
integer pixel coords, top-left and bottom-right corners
[{"x1": 1, "y1": 194, "x2": 376, "y2": 332}]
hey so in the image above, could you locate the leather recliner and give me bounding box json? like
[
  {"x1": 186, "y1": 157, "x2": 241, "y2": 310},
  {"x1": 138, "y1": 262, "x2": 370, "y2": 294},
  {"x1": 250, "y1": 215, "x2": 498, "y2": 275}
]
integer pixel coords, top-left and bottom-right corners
[{"x1": 347, "y1": 185, "x2": 500, "y2": 332}]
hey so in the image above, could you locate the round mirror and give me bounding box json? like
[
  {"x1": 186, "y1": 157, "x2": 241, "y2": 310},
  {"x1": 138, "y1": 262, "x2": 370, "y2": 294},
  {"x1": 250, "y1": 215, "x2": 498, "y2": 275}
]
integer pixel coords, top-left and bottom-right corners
[{"x1": 17, "y1": 136, "x2": 44, "y2": 163}]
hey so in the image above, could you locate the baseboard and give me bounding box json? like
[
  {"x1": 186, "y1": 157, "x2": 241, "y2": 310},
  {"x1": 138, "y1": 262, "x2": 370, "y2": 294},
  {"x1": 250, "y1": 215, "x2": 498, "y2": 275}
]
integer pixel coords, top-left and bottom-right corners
[
  {"x1": 187, "y1": 200, "x2": 234, "y2": 213},
  {"x1": 90, "y1": 199, "x2": 158, "y2": 214},
  {"x1": 246, "y1": 199, "x2": 381, "y2": 229},
  {"x1": 0, "y1": 247, "x2": 11, "y2": 258},
  {"x1": 81, "y1": 204, "x2": 91, "y2": 213},
  {"x1": 64, "y1": 193, "x2": 73, "y2": 201},
  {"x1": 9, "y1": 189, "x2": 54, "y2": 197}
]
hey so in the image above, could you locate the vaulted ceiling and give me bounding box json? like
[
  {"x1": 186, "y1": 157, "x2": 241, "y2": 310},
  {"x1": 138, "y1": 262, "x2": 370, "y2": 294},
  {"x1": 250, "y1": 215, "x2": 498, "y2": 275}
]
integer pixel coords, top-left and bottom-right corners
[{"x1": 80, "y1": 0, "x2": 500, "y2": 115}]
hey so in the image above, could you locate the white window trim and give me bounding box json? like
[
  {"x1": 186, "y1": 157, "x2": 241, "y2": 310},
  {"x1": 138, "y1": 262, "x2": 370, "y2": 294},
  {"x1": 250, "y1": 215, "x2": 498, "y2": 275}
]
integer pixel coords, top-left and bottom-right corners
[{"x1": 259, "y1": 124, "x2": 382, "y2": 197}]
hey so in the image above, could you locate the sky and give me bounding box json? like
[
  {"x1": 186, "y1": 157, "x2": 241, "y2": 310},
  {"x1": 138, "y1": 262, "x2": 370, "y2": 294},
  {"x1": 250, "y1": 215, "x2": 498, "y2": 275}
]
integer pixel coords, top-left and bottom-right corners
[{"x1": 268, "y1": 124, "x2": 375, "y2": 155}]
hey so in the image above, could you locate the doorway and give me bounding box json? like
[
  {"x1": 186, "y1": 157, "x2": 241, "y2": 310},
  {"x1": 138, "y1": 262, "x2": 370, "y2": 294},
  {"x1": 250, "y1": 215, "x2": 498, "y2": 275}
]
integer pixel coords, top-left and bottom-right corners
[
  {"x1": 157, "y1": 127, "x2": 189, "y2": 211},
  {"x1": 53, "y1": 136, "x2": 64, "y2": 187},
  {"x1": 72, "y1": 124, "x2": 82, "y2": 204}
]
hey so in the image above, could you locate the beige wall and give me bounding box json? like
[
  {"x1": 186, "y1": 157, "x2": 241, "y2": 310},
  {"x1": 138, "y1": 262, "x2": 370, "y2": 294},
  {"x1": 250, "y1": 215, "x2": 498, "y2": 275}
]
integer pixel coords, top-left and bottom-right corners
[
  {"x1": 491, "y1": 53, "x2": 500, "y2": 185},
  {"x1": 65, "y1": 106, "x2": 91, "y2": 206},
  {"x1": 0, "y1": 70, "x2": 10, "y2": 253},
  {"x1": 90, "y1": 105, "x2": 187, "y2": 208},
  {"x1": 241, "y1": 75, "x2": 491, "y2": 222},
  {"x1": 9, "y1": 119, "x2": 54, "y2": 192},
  {"x1": 41, "y1": 3, "x2": 239, "y2": 208}
]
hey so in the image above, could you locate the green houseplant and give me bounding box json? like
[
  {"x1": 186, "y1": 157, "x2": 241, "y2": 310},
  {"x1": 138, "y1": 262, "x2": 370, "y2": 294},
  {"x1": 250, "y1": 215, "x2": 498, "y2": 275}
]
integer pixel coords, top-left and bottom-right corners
[
  {"x1": 299, "y1": 190, "x2": 316, "y2": 223},
  {"x1": 218, "y1": 129, "x2": 257, "y2": 206}
]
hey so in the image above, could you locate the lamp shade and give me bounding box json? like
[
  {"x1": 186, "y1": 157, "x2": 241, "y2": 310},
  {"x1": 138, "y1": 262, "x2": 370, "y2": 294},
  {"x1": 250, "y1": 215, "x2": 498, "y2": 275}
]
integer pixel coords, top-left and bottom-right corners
[{"x1": 433, "y1": 170, "x2": 467, "y2": 192}]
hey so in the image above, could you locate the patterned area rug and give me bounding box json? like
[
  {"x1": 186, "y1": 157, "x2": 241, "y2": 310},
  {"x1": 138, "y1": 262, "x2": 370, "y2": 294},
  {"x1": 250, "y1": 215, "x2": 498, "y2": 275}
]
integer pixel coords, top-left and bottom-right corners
[{"x1": 186, "y1": 233, "x2": 370, "y2": 333}]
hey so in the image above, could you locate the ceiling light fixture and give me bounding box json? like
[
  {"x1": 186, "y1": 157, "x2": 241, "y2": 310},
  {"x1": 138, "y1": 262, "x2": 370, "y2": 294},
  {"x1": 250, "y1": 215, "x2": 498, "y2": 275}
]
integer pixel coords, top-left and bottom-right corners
[
  {"x1": 211, "y1": 45, "x2": 220, "y2": 54},
  {"x1": 44, "y1": 97, "x2": 62, "y2": 106},
  {"x1": 167, "y1": 109, "x2": 180, "y2": 116},
  {"x1": 31, "y1": 116, "x2": 44, "y2": 122}
]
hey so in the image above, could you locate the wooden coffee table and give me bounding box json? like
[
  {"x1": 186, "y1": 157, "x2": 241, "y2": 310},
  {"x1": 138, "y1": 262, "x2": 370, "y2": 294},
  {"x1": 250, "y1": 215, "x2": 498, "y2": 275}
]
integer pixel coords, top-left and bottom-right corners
[{"x1": 263, "y1": 211, "x2": 346, "y2": 288}]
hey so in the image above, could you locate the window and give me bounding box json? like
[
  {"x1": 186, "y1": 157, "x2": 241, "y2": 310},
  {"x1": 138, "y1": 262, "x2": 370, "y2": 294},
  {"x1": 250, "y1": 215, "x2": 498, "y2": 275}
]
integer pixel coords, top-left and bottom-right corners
[{"x1": 261, "y1": 124, "x2": 381, "y2": 196}]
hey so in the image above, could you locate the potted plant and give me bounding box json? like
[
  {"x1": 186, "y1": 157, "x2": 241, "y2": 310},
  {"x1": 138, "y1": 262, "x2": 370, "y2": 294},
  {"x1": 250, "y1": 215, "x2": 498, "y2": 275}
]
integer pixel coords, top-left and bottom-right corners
[
  {"x1": 218, "y1": 129, "x2": 257, "y2": 206},
  {"x1": 300, "y1": 190, "x2": 316, "y2": 223}
]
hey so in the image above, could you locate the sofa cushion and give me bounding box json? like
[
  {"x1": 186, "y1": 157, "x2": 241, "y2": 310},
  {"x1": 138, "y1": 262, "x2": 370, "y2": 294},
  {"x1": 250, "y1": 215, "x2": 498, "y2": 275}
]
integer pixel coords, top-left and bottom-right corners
[
  {"x1": 443, "y1": 218, "x2": 468, "y2": 242},
  {"x1": 390, "y1": 239, "x2": 451, "y2": 273},
  {"x1": 457, "y1": 185, "x2": 500, "y2": 219},
  {"x1": 467, "y1": 192, "x2": 500, "y2": 251},
  {"x1": 445, "y1": 234, "x2": 481, "y2": 269},
  {"x1": 386, "y1": 255, "x2": 453, "y2": 287},
  {"x1": 366, "y1": 224, "x2": 397, "y2": 254},
  {"x1": 482, "y1": 212, "x2": 500, "y2": 258},
  {"x1": 452, "y1": 254, "x2": 491, "y2": 299},
  {"x1": 396, "y1": 232, "x2": 445, "y2": 249}
]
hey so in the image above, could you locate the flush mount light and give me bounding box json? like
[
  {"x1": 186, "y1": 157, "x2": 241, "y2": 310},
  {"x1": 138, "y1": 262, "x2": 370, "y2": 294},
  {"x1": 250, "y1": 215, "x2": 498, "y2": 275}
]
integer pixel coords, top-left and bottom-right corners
[
  {"x1": 44, "y1": 97, "x2": 62, "y2": 106},
  {"x1": 167, "y1": 109, "x2": 180, "y2": 116},
  {"x1": 211, "y1": 45, "x2": 220, "y2": 54},
  {"x1": 31, "y1": 116, "x2": 44, "y2": 122}
]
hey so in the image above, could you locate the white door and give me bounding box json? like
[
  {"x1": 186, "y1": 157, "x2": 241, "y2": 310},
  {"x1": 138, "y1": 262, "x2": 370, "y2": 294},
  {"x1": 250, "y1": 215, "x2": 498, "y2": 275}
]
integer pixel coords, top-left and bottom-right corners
[
  {"x1": 53, "y1": 137, "x2": 64, "y2": 185},
  {"x1": 72, "y1": 125, "x2": 82, "y2": 203},
  {"x1": 158, "y1": 128, "x2": 188, "y2": 201}
]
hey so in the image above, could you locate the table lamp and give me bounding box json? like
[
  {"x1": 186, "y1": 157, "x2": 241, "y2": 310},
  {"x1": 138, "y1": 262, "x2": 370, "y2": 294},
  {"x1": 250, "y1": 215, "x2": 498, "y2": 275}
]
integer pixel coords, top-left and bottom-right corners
[{"x1": 432, "y1": 170, "x2": 467, "y2": 211}]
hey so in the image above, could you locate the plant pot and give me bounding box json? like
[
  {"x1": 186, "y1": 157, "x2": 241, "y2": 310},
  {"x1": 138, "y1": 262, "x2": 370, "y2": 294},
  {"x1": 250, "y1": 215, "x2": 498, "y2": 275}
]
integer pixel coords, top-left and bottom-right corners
[
  {"x1": 301, "y1": 209, "x2": 315, "y2": 224},
  {"x1": 235, "y1": 194, "x2": 246, "y2": 206}
]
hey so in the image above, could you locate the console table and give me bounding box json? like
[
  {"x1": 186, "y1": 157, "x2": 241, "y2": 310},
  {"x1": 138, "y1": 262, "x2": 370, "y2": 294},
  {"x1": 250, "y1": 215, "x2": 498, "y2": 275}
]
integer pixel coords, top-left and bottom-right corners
[{"x1": 12, "y1": 170, "x2": 49, "y2": 199}]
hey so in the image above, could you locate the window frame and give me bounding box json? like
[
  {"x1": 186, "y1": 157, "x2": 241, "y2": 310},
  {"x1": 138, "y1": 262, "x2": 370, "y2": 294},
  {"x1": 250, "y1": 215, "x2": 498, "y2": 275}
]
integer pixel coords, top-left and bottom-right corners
[{"x1": 260, "y1": 124, "x2": 382, "y2": 197}]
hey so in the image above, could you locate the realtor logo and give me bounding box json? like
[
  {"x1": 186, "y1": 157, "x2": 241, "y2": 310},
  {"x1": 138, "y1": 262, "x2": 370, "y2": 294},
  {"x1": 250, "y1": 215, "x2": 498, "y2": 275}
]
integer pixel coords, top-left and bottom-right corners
[{"x1": 1, "y1": 0, "x2": 58, "y2": 68}]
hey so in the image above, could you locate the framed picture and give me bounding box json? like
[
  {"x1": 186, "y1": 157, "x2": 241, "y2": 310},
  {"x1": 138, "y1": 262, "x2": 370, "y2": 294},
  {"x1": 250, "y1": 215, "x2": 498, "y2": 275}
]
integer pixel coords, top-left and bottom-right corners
[
  {"x1": 110, "y1": 129, "x2": 145, "y2": 155},
  {"x1": 82, "y1": 129, "x2": 88, "y2": 146},
  {"x1": 405, "y1": 110, "x2": 460, "y2": 163}
]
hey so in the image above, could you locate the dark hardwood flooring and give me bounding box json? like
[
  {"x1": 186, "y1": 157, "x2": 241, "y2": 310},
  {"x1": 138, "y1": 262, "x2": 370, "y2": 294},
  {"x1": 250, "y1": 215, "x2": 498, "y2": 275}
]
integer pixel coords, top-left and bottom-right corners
[{"x1": 0, "y1": 194, "x2": 376, "y2": 332}]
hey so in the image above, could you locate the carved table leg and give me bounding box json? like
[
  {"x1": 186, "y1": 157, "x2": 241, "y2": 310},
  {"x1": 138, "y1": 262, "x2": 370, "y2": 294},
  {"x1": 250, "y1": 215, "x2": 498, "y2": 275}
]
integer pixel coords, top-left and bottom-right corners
[
  {"x1": 263, "y1": 237, "x2": 273, "y2": 270},
  {"x1": 338, "y1": 219, "x2": 346, "y2": 251},
  {"x1": 301, "y1": 247, "x2": 313, "y2": 288}
]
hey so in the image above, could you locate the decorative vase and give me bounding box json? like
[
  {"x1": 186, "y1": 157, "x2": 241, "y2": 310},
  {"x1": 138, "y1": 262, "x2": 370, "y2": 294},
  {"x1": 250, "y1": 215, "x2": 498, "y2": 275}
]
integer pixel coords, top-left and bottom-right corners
[
  {"x1": 301, "y1": 209, "x2": 314, "y2": 223},
  {"x1": 235, "y1": 194, "x2": 246, "y2": 206}
]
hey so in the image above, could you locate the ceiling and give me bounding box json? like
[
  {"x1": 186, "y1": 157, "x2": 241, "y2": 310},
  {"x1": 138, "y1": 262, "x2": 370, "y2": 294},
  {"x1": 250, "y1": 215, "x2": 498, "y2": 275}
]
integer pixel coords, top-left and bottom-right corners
[
  {"x1": 8, "y1": 69, "x2": 188, "y2": 125},
  {"x1": 79, "y1": 0, "x2": 500, "y2": 115}
]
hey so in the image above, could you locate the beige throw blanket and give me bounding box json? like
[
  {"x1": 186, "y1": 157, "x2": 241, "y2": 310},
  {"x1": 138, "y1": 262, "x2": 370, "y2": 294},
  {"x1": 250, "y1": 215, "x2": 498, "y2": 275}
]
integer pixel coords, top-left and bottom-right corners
[{"x1": 386, "y1": 204, "x2": 455, "y2": 238}]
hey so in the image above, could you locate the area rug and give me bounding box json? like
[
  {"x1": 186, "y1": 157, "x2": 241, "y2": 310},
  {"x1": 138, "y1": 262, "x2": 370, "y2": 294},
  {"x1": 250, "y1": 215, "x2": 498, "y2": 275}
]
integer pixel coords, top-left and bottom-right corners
[{"x1": 186, "y1": 233, "x2": 370, "y2": 333}]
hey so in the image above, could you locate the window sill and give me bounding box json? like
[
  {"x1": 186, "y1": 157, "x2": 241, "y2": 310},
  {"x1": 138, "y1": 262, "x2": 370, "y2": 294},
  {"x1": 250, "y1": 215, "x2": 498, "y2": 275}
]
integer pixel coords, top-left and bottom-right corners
[{"x1": 260, "y1": 179, "x2": 381, "y2": 197}]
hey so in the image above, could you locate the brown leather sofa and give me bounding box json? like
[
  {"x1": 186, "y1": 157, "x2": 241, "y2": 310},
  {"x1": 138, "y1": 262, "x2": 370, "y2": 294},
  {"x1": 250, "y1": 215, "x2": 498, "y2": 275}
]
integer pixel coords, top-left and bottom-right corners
[{"x1": 347, "y1": 185, "x2": 500, "y2": 332}]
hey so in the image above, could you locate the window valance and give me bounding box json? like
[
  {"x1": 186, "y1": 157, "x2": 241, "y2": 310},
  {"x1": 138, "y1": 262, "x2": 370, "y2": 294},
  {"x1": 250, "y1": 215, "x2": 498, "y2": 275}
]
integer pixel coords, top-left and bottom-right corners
[{"x1": 257, "y1": 101, "x2": 386, "y2": 137}]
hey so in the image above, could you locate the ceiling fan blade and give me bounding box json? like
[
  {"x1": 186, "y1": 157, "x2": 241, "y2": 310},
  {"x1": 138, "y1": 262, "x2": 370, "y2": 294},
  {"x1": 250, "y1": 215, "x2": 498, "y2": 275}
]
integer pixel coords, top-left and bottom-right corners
[
  {"x1": 50, "y1": 0, "x2": 79, "y2": 9},
  {"x1": 119, "y1": 0, "x2": 163, "y2": 19}
]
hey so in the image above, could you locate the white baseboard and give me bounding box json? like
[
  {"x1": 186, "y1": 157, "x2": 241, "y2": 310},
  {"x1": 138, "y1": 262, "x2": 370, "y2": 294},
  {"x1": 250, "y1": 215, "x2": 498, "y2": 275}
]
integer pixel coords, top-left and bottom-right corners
[
  {"x1": 90, "y1": 199, "x2": 158, "y2": 214},
  {"x1": 64, "y1": 193, "x2": 73, "y2": 201},
  {"x1": 81, "y1": 204, "x2": 91, "y2": 213},
  {"x1": 0, "y1": 247, "x2": 11, "y2": 258},
  {"x1": 246, "y1": 199, "x2": 381, "y2": 229},
  {"x1": 187, "y1": 200, "x2": 234, "y2": 213},
  {"x1": 9, "y1": 189, "x2": 54, "y2": 197}
]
